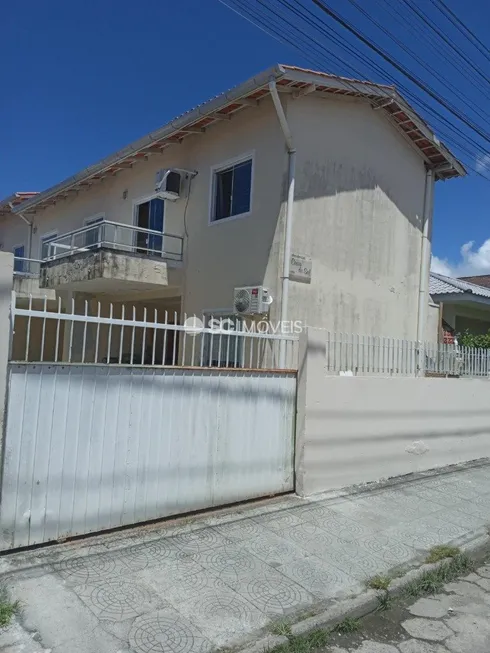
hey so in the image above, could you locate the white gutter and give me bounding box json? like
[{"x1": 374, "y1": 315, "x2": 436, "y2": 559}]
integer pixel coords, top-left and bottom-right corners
[
  {"x1": 8, "y1": 204, "x2": 33, "y2": 259},
  {"x1": 416, "y1": 167, "x2": 434, "y2": 376},
  {"x1": 269, "y1": 80, "x2": 296, "y2": 369}
]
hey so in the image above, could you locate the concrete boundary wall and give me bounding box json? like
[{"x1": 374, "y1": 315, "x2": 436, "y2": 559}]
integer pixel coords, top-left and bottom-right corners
[
  {"x1": 0, "y1": 253, "x2": 13, "y2": 467},
  {"x1": 296, "y1": 327, "x2": 490, "y2": 496}
]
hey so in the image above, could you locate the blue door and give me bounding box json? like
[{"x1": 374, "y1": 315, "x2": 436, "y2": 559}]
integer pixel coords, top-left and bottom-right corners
[{"x1": 148, "y1": 199, "x2": 164, "y2": 254}]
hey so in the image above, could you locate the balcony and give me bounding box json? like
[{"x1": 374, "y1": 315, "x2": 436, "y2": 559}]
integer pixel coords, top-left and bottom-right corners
[
  {"x1": 39, "y1": 220, "x2": 184, "y2": 294},
  {"x1": 13, "y1": 257, "x2": 56, "y2": 301}
]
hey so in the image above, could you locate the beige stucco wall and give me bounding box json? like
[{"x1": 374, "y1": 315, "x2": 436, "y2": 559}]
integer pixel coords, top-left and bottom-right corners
[
  {"x1": 1, "y1": 92, "x2": 432, "y2": 339},
  {"x1": 426, "y1": 302, "x2": 440, "y2": 343},
  {"x1": 0, "y1": 97, "x2": 286, "y2": 321},
  {"x1": 296, "y1": 327, "x2": 490, "y2": 496},
  {"x1": 287, "y1": 94, "x2": 427, "y2": 339},
  {"x1": 0, "y1": 253, "x2": 13, "y2": 454}
]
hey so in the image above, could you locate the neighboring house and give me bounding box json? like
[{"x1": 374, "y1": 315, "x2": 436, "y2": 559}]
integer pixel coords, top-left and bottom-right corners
[
  {"x1": 0, "y1": 64, "x2": 464, "y2": 363},
  {"x1": 459, "y1": 274, "x2": 490, "y2": 288},
  {"x1": 429, "y1": 272, "x2": 490, "y2": 337}
]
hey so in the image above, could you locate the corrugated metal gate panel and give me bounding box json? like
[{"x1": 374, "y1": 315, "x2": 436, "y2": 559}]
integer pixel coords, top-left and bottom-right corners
[{"x1": 0, "y1": 365, "x2": 296, "y2": 549}]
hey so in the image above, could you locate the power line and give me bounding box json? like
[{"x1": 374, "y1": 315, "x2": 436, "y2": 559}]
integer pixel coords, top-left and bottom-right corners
[
  {"x1": 344, "y1": 0, "x2": 490, "y2": 122},
  {"x1": 310, "y1": 0, "x2": 490, "y2": 144},
  {"x1": 426, "y1": 0, "x2": 490, "y2": 66},
  {"x1": 218, "y1": 0, "x2": 490, "y2": 178}
]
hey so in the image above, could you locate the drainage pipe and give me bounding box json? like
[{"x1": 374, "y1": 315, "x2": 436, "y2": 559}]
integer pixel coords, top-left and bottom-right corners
[
  {"x1": 269, "y1": 80, "x2": 296, "y2": 369},
  {"x1": 416, "y1": 167, "x2": 434, "y2": 375}
]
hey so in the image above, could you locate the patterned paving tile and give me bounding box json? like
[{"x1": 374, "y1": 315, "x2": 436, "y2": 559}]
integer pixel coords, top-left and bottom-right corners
[
  {"x1": 354, "y1": 496, "x2": 420, "y2": 523},
  {"x1": 401, "y1": 486, "x2": 462, "y2": 509},
  {"x1": 435, "y1": 507, "x2": 488, "y2": 532},
  {"x1": 238, "y1": 530, "x2": 310, "y2": 566},
  {"x1": 189, "y1": 543, "x2": 275, "y2": 584},
  {"x1": 329, "y1": 500, "x2": 402, "y2": 530},
  {"x1": 398, "y1": 516, "x2": 467, "y2": 550},
  {"x1": 74, "y1": 578, "x2": 164, "y2": 621},
  {"x1": 453, "y1": 499, "x2": 490, "y2": 521},
  {"x1": 281, "y1": 522, "x2": 338, "y2": 556},
  {"x1": 441, "y1": 480, "x2": 482, "y2": 500},
  {"x1": 321, "y1": 547, "x2": 392, "y2": 581},
  {"x1": 118, "y1": 538, "x2": 184, "y2": 572},
  {"x1": 213, "y1": 518, "x2": 266, "y2": 542},
  {"x1": 134, "y1": 559, "x2": 228, "y2": 607},
  {"x1": 277, "y1": 557, "x2": 357, "y2": 599},
  {"x1": 354, "y1": 530, "x2": 419, "y2": 565},
  {"x1": 54, "y1": 552, "x2": 126, "y2": 586},
  {"x1": 304, "y1": 506, "x2": 373, "y2": 540},
  {"x1": 227, "y1": 567, "x2": 315, "y2": 616},
  {"x1": 129, "y1": 607, "x2": 213, "y2": 653},
  {"x1": 171, "y1": 528, "x2": 232, "y2": 555},
  {"x1": 175, "y1": 584, "x2": 269, "y2": 646},
  {"x1": 252, "y1": 510, "x2": 307, "y2": 532}
]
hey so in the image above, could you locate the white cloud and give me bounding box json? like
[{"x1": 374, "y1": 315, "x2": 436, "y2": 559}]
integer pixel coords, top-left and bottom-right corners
[
  {"x1": 431, "y1": 239, "x2": 490, "y2": 278},
  {"x1": 476, "y1": 154, "x2": 490, "y2": 174},
  {"x1": 430, "y1": 255, "x2": 452, "y2": 276}
]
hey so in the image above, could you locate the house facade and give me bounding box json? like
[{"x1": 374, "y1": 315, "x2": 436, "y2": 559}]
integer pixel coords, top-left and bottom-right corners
[
  {"x1": 0, "y1": 65, "x2": 463, "y2": 363},
  {"x1": 429, "y1": 272, "x2": 490, "y2": 338}
]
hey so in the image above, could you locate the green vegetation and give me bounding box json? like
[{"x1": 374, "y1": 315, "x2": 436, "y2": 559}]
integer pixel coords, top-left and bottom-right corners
[
  {"x1": 0, "y1": 587, "x2": 19, "y2": 628},
  {"x1": 425, "y1": 545, "x2": 461, "y2": 564},
  {"x1": 267, "y1": 551, "x2": 474, "y2": 653},
  {"x1": 458, "y1": 329, "x2": 490, "y2": 349},
  {"x1": 403, "y1": 553, "x2": 474, "y2": 598},
  {"x1": 268, "y1": 616, "x2": 359, "y2": 653},
  {"x1": 366, "y1": 574, "x2": 392, "y2": 591},
  {"x1": 333, "y1": 617, "x2": 360, "y2": 634}
]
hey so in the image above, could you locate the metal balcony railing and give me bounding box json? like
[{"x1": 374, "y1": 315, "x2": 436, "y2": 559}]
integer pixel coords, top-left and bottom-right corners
[
  {"x1": 13, "y1": 257, "x2": 43, "y2": 277},
  {"x1": 43, "y1": 220, "x2": 183, "y2": 262}
]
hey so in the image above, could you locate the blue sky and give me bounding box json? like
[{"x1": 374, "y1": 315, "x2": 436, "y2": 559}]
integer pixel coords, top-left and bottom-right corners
[{"x1": 2, "y1": 0, "x2": 490, "y2": 275}]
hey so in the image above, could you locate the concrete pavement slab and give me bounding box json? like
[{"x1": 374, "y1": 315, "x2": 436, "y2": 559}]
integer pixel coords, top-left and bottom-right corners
[{"x1": 1, "y1": 462, "x2": 490, "y2": 653}]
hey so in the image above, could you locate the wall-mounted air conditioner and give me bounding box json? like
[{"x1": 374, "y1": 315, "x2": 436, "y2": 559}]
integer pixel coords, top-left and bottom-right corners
[
  {"x1": 154, "y1": 169, "x2": 182, "y2": 201},
  {"x1": 233, "y1": 286, "x2": 271, "y2": 315}
]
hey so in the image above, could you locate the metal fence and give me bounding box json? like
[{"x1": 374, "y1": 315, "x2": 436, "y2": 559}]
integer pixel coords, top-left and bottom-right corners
[
  {"x1": 324, "y1": 331, "x2": 490, "y2": 378},
  {"x1": 10, "y1": 294, "x2": 298, "y2": 370},
  {"x1": 44, "y1": 220, "x2": 183, "y2": 262},
  {"x1": 13, "y1": 257, "x2": 43, "y2": 276}
]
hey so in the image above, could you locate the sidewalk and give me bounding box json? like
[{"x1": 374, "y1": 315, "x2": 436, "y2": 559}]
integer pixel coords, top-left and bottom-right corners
[
  {"x1": 317, "y1": 557, "x2": 490, "y2": 653},
  {"x1": 1, "y1": 462, "x2": 489, "y2": 653}
]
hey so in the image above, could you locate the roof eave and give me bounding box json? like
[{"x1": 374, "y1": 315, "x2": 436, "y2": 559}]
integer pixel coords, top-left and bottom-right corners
[
  {"x1": 14, "y1": 64, "x2": 465, "y2": 214},
  {"x1": 14, "y1": 64, "x2": 286, "y2": 215}
]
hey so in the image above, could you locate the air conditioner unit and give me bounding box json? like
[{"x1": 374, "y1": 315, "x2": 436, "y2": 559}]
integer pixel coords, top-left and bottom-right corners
[
  {"x1": 154, "y1": 169, "x2": 182, "y2": 201},
  {"x1": 233, "y1": 286, "x2": 271, "y2": 315}
]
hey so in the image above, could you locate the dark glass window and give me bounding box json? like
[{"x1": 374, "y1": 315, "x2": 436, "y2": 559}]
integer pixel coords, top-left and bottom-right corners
[{"x1": 213, "y1": 159, "x2": 252, "y2": 221}]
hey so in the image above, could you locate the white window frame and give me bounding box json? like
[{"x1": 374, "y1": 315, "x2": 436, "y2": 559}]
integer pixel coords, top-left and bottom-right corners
[
  {"x1": 208, "y1": 152, "x2": 254, "y2": 226},
  {"x1": 83, "y1": 212, "x2": 105, "y2": 227},
  {"x1": 132, "y1": 194, "x2": 166, "y2": 253},
  {"x1": 132, "y1": 193, "x2": 165, "y2": 228},
  {"x1": 40, "y1": 231, "x2": 59, "y2": 259}
]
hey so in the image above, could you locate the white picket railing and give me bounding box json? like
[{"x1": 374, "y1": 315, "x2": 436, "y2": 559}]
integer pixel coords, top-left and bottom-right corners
[
  {"x1": 10, "y1": 294, "x2": 298, "y2": 371},
  {"x1": 324, "y1": 332, "x2": 490, "y2": 378}
]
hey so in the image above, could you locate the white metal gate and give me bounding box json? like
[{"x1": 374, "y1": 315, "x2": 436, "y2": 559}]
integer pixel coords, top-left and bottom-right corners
[{"x1": 1, "y1": 297, "x2": 297, "y2": 549}]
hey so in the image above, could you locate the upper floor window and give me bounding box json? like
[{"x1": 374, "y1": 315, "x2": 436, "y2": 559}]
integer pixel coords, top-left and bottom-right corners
[{"x1": 211, "y1": 155, "x2": 253, "y2": 223}]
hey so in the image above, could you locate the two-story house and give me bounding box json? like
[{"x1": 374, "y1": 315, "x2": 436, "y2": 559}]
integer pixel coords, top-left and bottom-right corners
[{"x1": 0, "y1": 64, "x2": 464, "y2": 364}]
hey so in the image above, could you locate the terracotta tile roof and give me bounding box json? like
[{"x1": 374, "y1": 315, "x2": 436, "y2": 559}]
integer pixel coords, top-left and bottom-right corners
[
  {"x1": 459, "y1": 275, "x2": 490, "y2": 289},
  {"x1": 11, "y1": 64, "x2": 465, "y2": 216}
]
